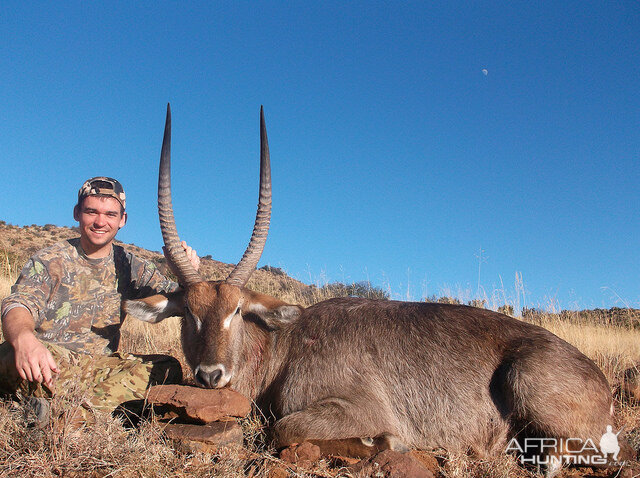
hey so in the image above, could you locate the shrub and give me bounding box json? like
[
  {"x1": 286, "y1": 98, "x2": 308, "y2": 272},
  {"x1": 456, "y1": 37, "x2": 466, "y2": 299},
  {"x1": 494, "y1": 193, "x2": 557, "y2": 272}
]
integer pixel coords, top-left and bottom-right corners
[
  {"x1": 497, "y1": 304, "x2": 515, "y2": 316},
  {"x1": 319, "y1": 281, "x2": 390, "y2": 300},
  {"x1": 259, "y1": 265, "x2": 285, "y2": 276},
  {"x1": 468, "y1": 299, "x2": 487, "y2": 309}
]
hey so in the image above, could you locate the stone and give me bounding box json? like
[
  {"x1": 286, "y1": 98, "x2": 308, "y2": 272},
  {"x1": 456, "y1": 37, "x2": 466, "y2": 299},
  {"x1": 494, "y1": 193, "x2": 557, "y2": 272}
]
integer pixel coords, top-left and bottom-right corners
[
  {"x1": 410, "y1": 451, "x2": 441, "y2": 476},
  {"x1": 267, "y1": 466, "x2": 290, "y2": 478},
  {"x1": 349, "y1": 450, "x2": 435, "y2": 478},
  {"x1": 279, "y1": 441, "x2": 321, "y2": 466},
  {"x1": 162, "y1": 419, "x2": 243, "y2": 453},
  {"x1": 146, "y1": 384, "x2": 251, "y2": 423}
]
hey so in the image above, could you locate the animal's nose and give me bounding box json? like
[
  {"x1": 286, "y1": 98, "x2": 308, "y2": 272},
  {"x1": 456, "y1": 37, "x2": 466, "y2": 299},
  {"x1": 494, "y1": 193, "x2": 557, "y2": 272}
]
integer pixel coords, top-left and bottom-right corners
[{"x1": 195, "y1": 368, "x2": 223, "y2": 388}]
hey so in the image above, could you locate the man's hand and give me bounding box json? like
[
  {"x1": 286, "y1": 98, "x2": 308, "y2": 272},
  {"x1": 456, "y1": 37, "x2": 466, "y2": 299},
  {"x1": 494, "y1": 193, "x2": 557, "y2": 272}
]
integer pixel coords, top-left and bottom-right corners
[
  {"x1": 13, "y1": 332, "x2": 59, "y2": 389},
  {"x1": 163, "y1": 240, "x2": 201, "y2": 276},
  {"x1": 2, "y1": 307, "x2": 59, "y2": 389}
]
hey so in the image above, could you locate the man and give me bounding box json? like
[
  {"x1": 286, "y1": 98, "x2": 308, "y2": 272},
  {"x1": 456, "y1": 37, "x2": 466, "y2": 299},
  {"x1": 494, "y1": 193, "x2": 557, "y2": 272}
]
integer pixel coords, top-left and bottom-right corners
[{"x1": 0, "y1": 177, "x2": 199, "y2": 423}]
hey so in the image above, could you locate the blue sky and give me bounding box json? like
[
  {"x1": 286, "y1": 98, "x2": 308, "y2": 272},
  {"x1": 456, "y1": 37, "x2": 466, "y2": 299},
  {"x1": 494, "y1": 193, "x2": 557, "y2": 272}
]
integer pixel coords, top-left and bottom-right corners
[{"x1": 1, "y1": 2, "x2": 638, "y2": 310}]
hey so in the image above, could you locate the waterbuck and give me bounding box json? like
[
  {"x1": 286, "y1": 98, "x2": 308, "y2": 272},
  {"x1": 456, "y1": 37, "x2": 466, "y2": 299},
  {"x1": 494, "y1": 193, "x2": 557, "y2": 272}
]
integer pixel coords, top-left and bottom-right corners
[{"x1": 126, "y1": 105, "x2": 617, "y2": 466}]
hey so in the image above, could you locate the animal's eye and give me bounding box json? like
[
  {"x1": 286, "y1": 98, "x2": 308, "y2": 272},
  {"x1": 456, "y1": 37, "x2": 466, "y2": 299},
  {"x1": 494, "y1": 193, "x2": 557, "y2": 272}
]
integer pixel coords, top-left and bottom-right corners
[
  {"x1": 192, "y1": 315, "x2": 203, "y2": 332},
  {"x1": 185, "y1": 306, "x2": 202, "y2": 332}
]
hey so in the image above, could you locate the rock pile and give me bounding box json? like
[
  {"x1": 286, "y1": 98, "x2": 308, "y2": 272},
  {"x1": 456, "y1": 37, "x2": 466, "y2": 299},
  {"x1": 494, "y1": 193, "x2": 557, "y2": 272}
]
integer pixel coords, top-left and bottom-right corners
[
  {"x1": 145, "y1": 384, "x2": 251, "y2": 453},
  {"x1": 279, "y1": 441, "x2": 438, "y2": 477},
  {"x1": 144, "y1": 385, "x2": 439, "y2": 475}
]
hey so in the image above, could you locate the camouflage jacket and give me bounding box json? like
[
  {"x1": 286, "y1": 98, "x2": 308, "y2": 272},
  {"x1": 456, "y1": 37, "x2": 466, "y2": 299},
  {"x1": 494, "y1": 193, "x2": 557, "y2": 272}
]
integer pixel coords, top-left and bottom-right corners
[{"x1": 1, "y1": 238, "x2": 178, "y2": 355}]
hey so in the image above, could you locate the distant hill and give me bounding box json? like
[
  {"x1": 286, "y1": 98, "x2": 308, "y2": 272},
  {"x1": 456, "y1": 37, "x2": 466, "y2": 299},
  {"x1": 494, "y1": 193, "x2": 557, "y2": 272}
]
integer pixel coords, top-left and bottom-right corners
[
  {"x1": 2, "y1": 221, "x2": 638, "y2": 326},
  {"x1": 0, "y1": 221, "x2": 316, "y2": 305}
]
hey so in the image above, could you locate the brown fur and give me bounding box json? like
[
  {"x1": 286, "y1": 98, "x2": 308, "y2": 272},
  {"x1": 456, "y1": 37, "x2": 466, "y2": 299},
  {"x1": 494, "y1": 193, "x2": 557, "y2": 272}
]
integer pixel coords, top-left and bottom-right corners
[{"x1": 127, "y1": 287, "x2": 614, "y2": 458}]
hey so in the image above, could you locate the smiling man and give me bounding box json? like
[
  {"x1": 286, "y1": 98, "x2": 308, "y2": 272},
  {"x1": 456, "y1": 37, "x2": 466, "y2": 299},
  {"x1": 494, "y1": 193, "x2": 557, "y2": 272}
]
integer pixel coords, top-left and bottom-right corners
[
  {"x1": 74, "y1": 182, "x2": 128, "y2": 258},
  {"x1": 0, "y1": 177, "x2": 199, "y2": 425}
]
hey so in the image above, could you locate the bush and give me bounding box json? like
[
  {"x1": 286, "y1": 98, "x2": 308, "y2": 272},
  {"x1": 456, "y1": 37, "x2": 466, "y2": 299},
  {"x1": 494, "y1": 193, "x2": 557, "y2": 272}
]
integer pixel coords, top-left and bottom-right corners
[
  {"x1": 468, "y1": 299, "x2": 487, "y2": 309},
  {"x1": 259, "y1": 265, "x2": 285, "y2": 276},
  {"x1": 497, "y1": 304, "x2": 514, "y2": 316},
  {"x1": 424, "y1": 295, "x2": 461, "y2": 305},
  {"x1": 319, "y1": 281, "x2": 389, "y2": 300}
]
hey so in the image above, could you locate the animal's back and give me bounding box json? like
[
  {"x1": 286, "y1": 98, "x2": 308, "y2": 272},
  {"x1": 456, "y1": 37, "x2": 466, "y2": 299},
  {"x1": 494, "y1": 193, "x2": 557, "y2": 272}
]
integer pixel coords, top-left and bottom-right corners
[{"x1": 273, "y1": 297, "x2": 612, "y2": 454}]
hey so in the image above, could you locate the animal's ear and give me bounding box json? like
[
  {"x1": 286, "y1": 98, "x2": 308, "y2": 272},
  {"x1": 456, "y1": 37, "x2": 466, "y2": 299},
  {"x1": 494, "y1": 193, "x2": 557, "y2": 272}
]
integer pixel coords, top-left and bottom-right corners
[
  {"x1": 242, "y1": 302, "x2": 304, "y2": 330},
  {"x1": 124, "y1": 290, "x2": 184, "y2": 323}
]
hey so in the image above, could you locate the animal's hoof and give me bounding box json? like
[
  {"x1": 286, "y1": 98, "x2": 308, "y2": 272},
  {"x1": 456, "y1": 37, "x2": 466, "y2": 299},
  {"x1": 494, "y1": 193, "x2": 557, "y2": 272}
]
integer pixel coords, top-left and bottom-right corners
[
  {"x1": 360, "y1": 437, "x2": 375, "y2": 446},
  {"x1": 382, "y1": 433, "x2": 411, "y2": 453}
]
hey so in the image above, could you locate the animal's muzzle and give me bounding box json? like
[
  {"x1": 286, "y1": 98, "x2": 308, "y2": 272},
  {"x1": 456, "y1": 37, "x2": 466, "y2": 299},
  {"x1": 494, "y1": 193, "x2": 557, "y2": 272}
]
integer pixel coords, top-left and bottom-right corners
[{"x1": 194, "y1": 364, "x2": 228, "y2": 388}]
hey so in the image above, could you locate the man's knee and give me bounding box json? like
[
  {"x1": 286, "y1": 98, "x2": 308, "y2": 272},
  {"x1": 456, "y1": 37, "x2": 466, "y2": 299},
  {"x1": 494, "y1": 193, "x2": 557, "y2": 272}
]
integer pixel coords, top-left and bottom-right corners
[{"x1": 134, "y1": 354, "x2": 183, "y2": 386}]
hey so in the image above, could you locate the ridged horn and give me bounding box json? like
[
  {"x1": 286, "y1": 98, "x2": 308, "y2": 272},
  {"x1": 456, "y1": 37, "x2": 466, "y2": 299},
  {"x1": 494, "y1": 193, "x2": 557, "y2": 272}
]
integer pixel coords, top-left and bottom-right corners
[
  {"x1": 226, "y1": 106, "x2": 272, "y2": 287},
  {"x1": 158, "y1": 103, "x2": 204, "y2": 286}
]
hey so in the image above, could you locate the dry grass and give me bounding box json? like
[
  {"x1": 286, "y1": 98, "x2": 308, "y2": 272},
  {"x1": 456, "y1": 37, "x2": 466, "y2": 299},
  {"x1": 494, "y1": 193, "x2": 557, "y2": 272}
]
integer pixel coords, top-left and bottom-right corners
[
  {"x1": 0, "y1": 250, "x2": 19, "y2": 301},
  {"x1": 1, "y1": 223, "x2": 639, "y2": 476},
  {"x1": 532, "y1": 316, "x2": 640, "y2": 382},
  {"x1": 440, "y1": 453, "x2": 534, "y2": 478},
  {"x1": 0, "y1": 276, "x2": 12, "y2": 305},
  {"x1": 0, "y1": 399, "x2": 276, "y2": 477}
]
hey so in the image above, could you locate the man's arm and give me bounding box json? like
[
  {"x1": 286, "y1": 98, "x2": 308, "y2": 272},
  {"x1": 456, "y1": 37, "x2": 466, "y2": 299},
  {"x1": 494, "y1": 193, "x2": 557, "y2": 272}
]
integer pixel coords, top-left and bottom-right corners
[
  {"x1": 2, "y1": 307, "x2": 59, "y2": 388},
  {"x1": 1, "y1": 255, "x2": 59, "y2": 388},
  {"x1": 127, "y1": 241, "x2": 200, "y2": 298}
]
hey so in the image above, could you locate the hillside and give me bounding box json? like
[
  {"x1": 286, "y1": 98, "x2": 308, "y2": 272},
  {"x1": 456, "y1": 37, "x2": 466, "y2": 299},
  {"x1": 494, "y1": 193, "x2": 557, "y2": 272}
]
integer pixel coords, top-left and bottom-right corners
[
  {"x1": 0, "y1": 221, "x2": 317, "y2": 306},
  {"x1": 2, "y1": 221, "x2": 638, "y2": 323}
]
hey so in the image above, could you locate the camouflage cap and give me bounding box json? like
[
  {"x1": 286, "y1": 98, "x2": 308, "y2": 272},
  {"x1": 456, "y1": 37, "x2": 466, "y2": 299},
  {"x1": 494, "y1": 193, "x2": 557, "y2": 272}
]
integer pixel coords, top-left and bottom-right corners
[{"x1": 78, "y1": 177, "x2": 126, "y2": 210}]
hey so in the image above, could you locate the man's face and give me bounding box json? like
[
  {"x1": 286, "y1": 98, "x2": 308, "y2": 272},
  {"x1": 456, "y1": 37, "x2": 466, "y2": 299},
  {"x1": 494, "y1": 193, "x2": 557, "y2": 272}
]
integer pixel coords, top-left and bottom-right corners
[{"x1": 73, "y1": 195, "x2": 127, "y2": 254}]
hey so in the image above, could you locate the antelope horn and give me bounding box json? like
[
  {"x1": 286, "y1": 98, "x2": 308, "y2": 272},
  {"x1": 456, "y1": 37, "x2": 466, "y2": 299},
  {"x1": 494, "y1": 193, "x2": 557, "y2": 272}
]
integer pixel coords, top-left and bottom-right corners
[
  {"x1": 158, "y1": 103, "x2": 204, "y2": 286},
  {"x1": 226, "y1": 106, "x2": 272, "y2": 287}
]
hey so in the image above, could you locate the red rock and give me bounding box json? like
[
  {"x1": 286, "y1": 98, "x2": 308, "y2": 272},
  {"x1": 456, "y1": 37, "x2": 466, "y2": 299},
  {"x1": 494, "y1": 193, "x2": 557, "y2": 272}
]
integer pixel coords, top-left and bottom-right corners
[
  {"x1": 146, "y1": 385, "x2": 250, "y2": 423},
  {"x1": 279, "y1": 442, "x2": 321, "y2": 466},
  {"x1": 411, "y1": 450, "x2": 441, "y2": 476},
  {"x1": 350, "y1": 450, "x2": 435, "y2": 478},
  {"x1": 267, "y1": 466, "x2": 290, "y2": 478},
  {"x1": 162, "y1": 420, "x2": 243, "y2": 453}
]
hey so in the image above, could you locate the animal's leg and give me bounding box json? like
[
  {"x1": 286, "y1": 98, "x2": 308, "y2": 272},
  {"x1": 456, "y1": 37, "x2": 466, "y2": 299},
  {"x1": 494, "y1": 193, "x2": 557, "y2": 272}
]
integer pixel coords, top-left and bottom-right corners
[
  {"x1": 273, "y1": 397, "x2": 408, "y2": 454},
  {"x1": 501, "y1": 345, "x2": 613, "y2": 440},
  {"x1": 302, "y1": 434, "x2": 410, "y2": 458}
]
